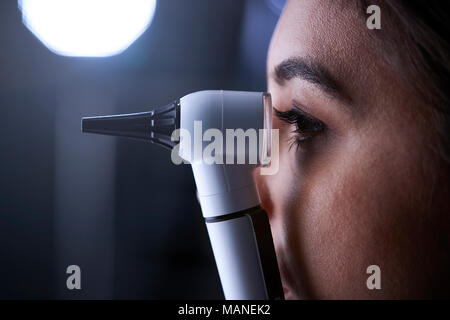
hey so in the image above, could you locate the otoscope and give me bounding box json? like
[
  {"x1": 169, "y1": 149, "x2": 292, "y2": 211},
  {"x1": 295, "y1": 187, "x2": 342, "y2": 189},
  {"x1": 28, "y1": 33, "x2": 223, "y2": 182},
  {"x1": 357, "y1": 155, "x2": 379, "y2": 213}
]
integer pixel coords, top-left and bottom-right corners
[{"x1": 81, "y1": 90, "x2": 284, "y2": 300}]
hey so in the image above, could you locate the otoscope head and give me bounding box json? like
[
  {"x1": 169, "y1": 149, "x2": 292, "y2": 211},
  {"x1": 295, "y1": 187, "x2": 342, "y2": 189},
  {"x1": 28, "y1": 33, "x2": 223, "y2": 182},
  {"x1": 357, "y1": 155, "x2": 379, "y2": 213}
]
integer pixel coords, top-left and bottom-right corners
[{"x1": 81, "y1": 90, "x2": 273, "y2": 216}]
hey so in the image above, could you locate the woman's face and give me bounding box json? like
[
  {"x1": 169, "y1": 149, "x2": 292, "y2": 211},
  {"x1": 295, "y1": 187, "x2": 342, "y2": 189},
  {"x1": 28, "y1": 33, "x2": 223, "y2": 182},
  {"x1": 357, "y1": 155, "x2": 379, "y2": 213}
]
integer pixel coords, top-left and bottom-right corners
[{"x1": 255, "y1": 0, "x2": 446, "y2": 299}]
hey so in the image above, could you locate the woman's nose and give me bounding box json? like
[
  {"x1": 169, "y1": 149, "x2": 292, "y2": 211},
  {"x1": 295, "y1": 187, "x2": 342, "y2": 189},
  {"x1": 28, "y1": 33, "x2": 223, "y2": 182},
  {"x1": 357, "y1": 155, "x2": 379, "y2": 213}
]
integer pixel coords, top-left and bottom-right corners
[
  {"x1": 253, "y1": 168, "x2": 275, "y2": 219},
  {"x1": 253, "y1": 108, "x2": 283, "y2": 220}
]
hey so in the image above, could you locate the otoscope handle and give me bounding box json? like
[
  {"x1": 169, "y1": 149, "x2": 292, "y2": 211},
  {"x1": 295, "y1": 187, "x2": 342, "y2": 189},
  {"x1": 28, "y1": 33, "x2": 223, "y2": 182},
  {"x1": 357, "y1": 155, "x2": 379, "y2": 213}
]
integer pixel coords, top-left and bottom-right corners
[{"x1": 205, "y1": 206, "x2": 284, "y2": 300}]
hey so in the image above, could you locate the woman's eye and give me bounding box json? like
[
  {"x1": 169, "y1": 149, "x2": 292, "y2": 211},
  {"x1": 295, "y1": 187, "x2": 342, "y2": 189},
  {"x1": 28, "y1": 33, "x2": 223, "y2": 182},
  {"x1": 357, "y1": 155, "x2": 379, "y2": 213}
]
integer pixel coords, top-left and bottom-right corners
[{"x1": 274, "y1": 106, "x2": 325, "y2": 149}]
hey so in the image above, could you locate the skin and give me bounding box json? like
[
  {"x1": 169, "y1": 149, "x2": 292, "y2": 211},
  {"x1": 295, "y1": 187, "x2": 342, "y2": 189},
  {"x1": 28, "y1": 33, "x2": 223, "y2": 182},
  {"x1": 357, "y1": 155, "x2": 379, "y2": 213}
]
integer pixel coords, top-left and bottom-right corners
[{"x1": 254, "y1": 0, "x2": 450, "y2": 299}]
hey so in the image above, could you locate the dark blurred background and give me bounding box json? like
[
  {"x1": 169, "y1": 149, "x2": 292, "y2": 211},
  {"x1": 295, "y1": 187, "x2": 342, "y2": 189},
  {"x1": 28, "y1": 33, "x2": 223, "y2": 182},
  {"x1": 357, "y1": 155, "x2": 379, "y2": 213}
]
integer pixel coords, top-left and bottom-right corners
[{"x1": 0, "y1": 0, "x2": 284, "y2": 299}]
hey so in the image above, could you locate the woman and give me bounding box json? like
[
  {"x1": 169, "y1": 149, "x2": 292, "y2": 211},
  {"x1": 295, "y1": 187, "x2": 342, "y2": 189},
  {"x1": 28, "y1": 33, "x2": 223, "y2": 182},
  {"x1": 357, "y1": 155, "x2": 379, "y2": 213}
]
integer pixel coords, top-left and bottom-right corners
[{"x1": 255, "y1": 0, "x2": 450, "y2": 299}]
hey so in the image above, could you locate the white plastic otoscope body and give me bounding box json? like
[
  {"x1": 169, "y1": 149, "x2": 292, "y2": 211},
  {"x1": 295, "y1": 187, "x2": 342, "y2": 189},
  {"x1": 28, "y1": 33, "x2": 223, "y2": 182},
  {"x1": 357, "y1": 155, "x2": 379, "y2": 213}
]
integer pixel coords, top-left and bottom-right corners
[
  {"x1": 81, "y1": 90, "x2": 284, "y2": 300},
  {"x1": 178, "y1": 91, "x2": 283, "y2": 300}
]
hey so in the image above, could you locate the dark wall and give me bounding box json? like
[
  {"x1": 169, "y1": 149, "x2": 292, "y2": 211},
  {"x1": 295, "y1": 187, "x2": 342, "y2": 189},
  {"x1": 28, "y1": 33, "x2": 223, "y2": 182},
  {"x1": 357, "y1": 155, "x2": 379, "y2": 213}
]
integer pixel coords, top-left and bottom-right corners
[{"x1": 0, "y1": 0, "x2": 282, "y2": 299}]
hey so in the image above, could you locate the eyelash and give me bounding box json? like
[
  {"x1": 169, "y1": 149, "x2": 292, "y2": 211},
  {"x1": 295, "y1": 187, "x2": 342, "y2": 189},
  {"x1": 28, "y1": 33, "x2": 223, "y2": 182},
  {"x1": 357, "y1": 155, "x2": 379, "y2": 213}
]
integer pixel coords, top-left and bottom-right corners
[{"x1": 274, "y1": 106, "x2": 325, "y2": 150}]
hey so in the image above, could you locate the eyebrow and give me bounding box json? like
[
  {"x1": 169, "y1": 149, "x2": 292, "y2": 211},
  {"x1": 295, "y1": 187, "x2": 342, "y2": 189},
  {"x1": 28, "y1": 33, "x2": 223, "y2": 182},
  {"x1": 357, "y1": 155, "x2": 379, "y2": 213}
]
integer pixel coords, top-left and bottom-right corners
[{"x1": 274, "y1": 57, "x2": 351, "y2": 103}]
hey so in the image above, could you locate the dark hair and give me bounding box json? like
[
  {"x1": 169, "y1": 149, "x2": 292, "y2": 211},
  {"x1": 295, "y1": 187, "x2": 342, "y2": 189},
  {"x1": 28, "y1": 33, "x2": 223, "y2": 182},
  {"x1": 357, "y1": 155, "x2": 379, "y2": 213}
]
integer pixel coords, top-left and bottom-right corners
[{"x1": 359, "y1": 0, "x2": 450, "y2": 164}]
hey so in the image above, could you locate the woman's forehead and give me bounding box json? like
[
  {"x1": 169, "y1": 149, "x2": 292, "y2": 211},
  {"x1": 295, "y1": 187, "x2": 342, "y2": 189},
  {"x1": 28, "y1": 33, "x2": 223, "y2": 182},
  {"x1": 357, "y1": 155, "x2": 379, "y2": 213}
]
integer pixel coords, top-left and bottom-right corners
[
  {"x1": 269, "y1": 0, "x2": 370, "y2": 72},
  {"x1": 267, "y1": 0, "x2": 386, "y2": 106}
]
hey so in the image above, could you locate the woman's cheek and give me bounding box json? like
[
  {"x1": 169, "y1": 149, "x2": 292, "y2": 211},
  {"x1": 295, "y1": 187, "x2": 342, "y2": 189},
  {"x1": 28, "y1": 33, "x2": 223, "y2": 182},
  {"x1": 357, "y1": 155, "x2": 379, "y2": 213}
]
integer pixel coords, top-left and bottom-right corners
[
  {"x1": 288, "y1": 147, "x2": 378, "y2": 298},
  {"x1": 283, "y1": 124, "x2": 432, "y2": 298}
]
